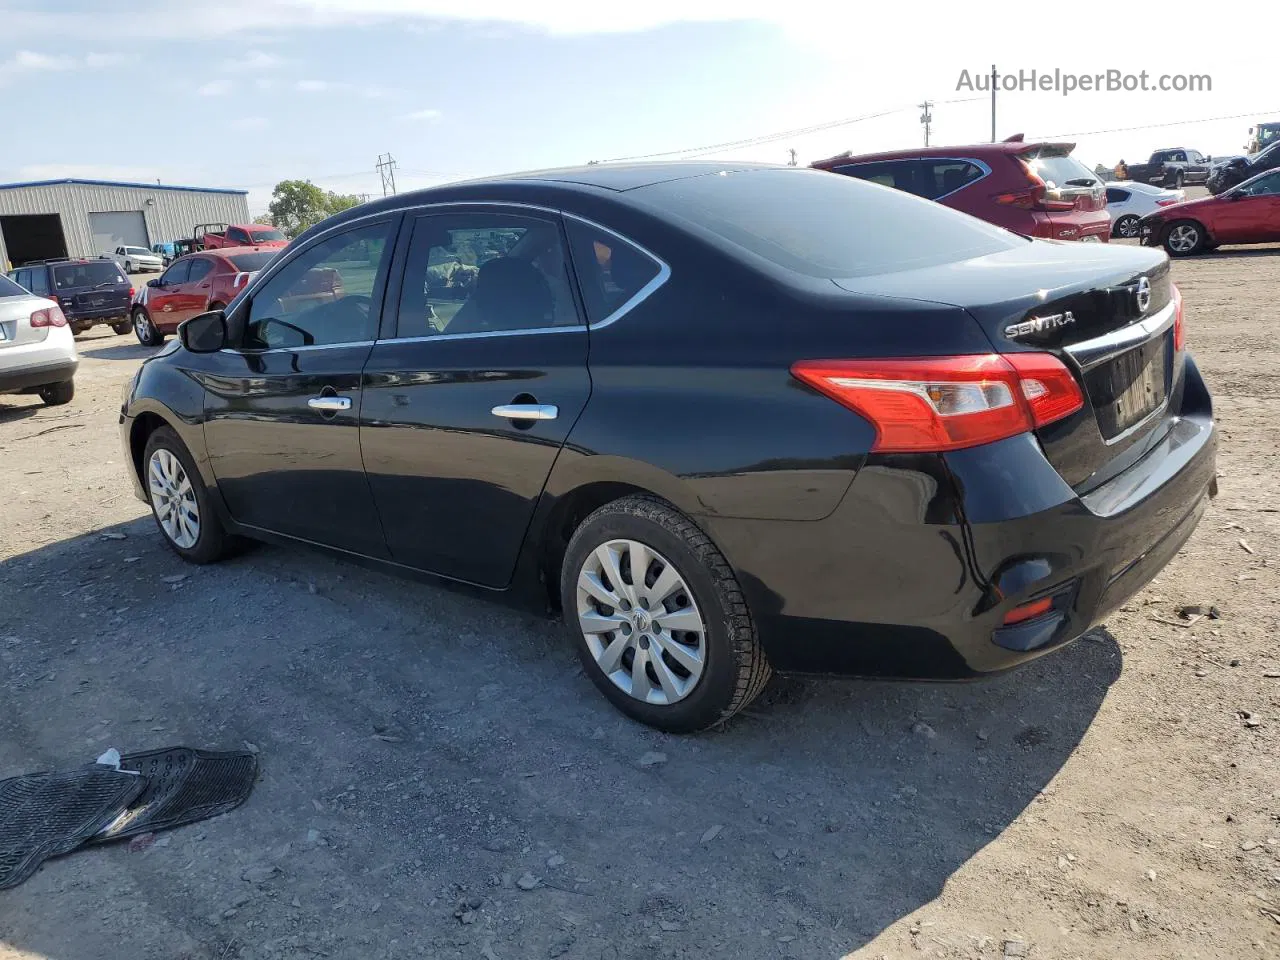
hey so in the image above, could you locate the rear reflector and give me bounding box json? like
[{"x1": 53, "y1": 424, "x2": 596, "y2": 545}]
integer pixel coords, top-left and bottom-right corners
[
  {"x1": 791, "y1": 353, "x2": 1084, "y2": 453},
  {"x1": 1002, "y1": 596, "x2": 1054, "y2": 625},
  {"x1": 1156, "y1": 198, "x2": 1179, "y2": 206},
  {"x1": 30, "y1": 306, "x2": 68, "y2": 328},
  {"x1": 1172, "y1": 282, "x2": 1184, "y2": 351}
]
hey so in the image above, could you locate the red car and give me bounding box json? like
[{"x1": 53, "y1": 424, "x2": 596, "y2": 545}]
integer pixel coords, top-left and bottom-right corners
[
  {"x1": 812, "y1": 137, "x2": 1110, "y2": 242},
  {"x1": 1139, "y1": 167, "x2": 1280, "y2": 256},
  {"x1": 196, "y1": 223, "x2": 289, "y2": 250},
  {"x1": 130, "y1": 247, "x2": 278, "y2": 345}
]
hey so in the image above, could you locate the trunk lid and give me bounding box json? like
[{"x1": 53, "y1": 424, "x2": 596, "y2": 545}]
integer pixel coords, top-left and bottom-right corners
[
  {"x1": 0, "y1": 294, "x2": 52, "y2": 347},
  {"x1": 833, "y1": 240, "x2": 1178, "y2": 491}
]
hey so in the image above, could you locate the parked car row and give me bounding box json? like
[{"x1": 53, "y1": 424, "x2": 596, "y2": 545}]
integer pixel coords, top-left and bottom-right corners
[
  {"x1": 5, "y1": 258, "x2": 133, "y2": 335},
  {"x1": 118, "y1": 161, "x2": 1218, "y2": 732},
  {"x1": 129, "y1": 247, "x2": 278, "y2": 345},
  {"x1": 0, "y1": 271, "x2": 78, "y2": 407}
]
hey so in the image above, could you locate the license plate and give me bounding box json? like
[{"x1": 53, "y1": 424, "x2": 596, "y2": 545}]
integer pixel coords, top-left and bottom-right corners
[
  {"x1": 0, "y1": 326, "x2": 7, "y2": 341},
  {"x1": 89, "y1": 297, "x2": 105, "y2": 306},
  {"x1": 1090, "y1": 334, "x2": 1169, "y2": 438},
  {"x1": 1078, "y1": 236, "x2": 1101, "y2": 243}
]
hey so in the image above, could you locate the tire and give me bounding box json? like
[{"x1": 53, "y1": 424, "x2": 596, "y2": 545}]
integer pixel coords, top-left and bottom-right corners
[
  {"x1": 133, "y1": 307, "x2": 164, "y2": 346},
  {"x1": 1113, "y1": 214, "x2": 1141, "y2": 239},
  {"x1": 70, "y1": 322, "x2": 88, "y2": 336},
  {"x1": 142, "y1": 426, "x2": 235, "y2": 564},
  {"x1": 560, "y1": 495, "x2": 771, "y2": 733},
  {"x1": 1171, "y1": 172, "x2": 1184, "y2": 190},
  {"x1": 1163, "y1": 219, "x2": 1206, "y2": 257},
  {"x1": 38, "y1": 380, "x2": 74, "y2": 406},
  {"x1": 125, "y1": 260, "x2": 133, "y2": 273},
  {"x1": 111, "y1": 321, "x2": 130, "y2": 335}
]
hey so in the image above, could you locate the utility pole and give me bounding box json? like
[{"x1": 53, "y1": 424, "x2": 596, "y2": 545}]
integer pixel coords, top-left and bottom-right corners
[
  {"x1": 918, "y1": 101, "x2": 933, "y2": 147},
  {"x1": 787, "y1": 148, "x2": 797, "y2": 167},
  {"x1": 376, "y1": 153, "x2": 398, "y2": 196},
  {"x1": 990, "y1": 64, "x2": 998, "y2": 142}
]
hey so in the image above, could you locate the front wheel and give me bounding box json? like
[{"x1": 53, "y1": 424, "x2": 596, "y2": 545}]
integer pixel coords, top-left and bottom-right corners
[
  {"x1": 560, "y1": 496, "x2": 771, "y2": 732},
  {"x1": 1171, "y1": 172, "x2": 1184, "y2": 190},
  {"x1": 133, "y1": 308, "x2": 164, "y2": 346},
  {"x1": 124, "y1": 260, "x2": 133, "y2": 273},
  {"x1": 1164, "y1": 220, "x2": 1206, "y2": 257},
  {"x1": 142, "y1": 426, "x2": 235, "y2": 564},
  {"x1": 1114, "y1": 214, "x2": 1141, "y2": 239}
]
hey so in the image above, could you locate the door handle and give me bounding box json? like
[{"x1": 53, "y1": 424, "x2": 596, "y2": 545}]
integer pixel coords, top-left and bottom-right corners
[
  {"x1": 308, "y1": 396, "x2": 352, "y2": 412},
  {"x1": 491, "y1": 403, "x2": 558, "y2": 421}
]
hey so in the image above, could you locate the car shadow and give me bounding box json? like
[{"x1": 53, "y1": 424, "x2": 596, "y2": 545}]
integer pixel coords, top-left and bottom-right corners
[
  {"x1": 0, "y1": 525, "x2": 1120, "y2": 960},
  {"x1": 1202, "y1": 245, "x2": 1280, "y2": 260},
  {"x1": 0, "y1": 400, "x2": 41, "y2": 424},
  {"x1": 77, "y1": 340, "x2": 156, "y2": 362}
]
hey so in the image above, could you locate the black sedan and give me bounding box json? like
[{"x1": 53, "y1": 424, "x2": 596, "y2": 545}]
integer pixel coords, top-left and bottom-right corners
[{"x1": 120, "y1": 163, "x2": 1217, "y2": 732}]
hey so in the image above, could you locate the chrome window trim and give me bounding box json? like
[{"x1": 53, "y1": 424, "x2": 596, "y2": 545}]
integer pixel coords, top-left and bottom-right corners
[
  {"x1": 1064, "y1": 299, "x2": 1176, "y2": 371},
  {"x1": 384, "y1": 326, "x2": 584, "y2": 346},
  {"x1": 220, "y1": 339, "x2": 377, "y2": 356}
]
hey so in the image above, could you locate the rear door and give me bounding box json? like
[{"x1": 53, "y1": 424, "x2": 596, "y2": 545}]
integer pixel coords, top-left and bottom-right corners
[{"x1": 360, "y1": 206, "x2": 591, "y2": 586}]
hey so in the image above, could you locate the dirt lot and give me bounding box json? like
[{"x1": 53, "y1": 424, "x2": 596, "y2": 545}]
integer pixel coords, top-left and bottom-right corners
[{"x1": 1, "y1": 249, "x2": 1277, "y2": 960}]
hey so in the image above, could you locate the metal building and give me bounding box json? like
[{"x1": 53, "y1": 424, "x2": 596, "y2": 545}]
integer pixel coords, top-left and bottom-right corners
[{"x1": 0, "y1": 178, "x2": 250, "y2": 269}]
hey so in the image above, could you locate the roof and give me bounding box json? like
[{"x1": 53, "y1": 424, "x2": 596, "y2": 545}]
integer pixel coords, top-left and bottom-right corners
[
  {"x1": 0, "y1": 177, "x2": 248, "y2": 195},
  {"x1": 811, "y1": 141, "x2": 1075, "y2": 168},
  {"x1": 455, "y1": 161, "x2": 774, "y2": 192}
]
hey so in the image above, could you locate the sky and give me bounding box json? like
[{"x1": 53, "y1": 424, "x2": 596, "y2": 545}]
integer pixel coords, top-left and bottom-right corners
[{"x1": 1, "y1": 0, "x2": 1276, "y2": 217}]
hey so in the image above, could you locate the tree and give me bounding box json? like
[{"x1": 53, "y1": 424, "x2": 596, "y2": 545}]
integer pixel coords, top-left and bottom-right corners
[{"x1": 267, "y1": 180, "x2": 363, "y2": 237}]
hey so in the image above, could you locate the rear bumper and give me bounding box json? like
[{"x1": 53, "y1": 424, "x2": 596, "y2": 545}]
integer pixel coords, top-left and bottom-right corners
[
  {"x1": 705, "y1": 355, "x2": 1216, "y2": 678},
  {"x1": 0, "y1": 358, "x2": 78, "y2": 393},
  {"x1": 66, "y1": 306, "x2": 130, "y2": 324}
]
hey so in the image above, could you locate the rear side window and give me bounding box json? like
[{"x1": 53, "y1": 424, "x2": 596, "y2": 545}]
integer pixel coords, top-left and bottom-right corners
[
  {"x1": 637, "y1": 168, "x2": 1023, "y2": 279},
  {"x1": 28, "y1": 269, "x2": 51, "y2": 296},
  {"x1": 564, "y1": 219, "x2": 662, "y2": 325},
  {"x1": 1021, "y1": 151, "x2": 1099, "y2": 188},
  {"x1": 229, "y1": 228, "x2": 251, "y2": 244},
  {"x1": 1106, "y1": 188, "x2": 1130, "y2": 203},
  {"x1": 52, "y1": 261, "x2": 126, "y2": 290},
  {"x1": 0, "y1": 274, "x2": 27, "y2": 298}
]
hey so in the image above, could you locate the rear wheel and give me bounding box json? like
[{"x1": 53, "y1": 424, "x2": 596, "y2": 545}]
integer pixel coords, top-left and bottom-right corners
[
  {"x1": 111, "y1": 321, "x2": 130, "y2": 335},
  {"x1": 133, "y1": 308, "x2": 164, "y2": 346},
  {"x1": 560, "y1": 496, "x2": 771, "y2": 732},
  {"x1": 1164, "y1": 220, "x2": 1206, "y2": 257},
  {"x1": 142, "y1": 426, "x2": 235, "y2": 564},
  {"x1": 1171, "y1": 172, "x2": 1184, "y2": 190},
  {"x1": 1114, "y1": 214, "x2": 1141, "y2": 239},
  {"x1": 38, "y1": 380, "x2": 74, "y2": 406}
]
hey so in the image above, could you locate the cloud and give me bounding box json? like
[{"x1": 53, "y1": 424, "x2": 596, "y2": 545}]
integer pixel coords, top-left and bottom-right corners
[
  {"x1": 296, "y1": 79, "x2": 345, "y2": 92},
  {"x1": 84, "y1": 51, "x2": 129, "y2": 67},
  {"x1": 0, "y1": 48, "x2": 131, "y2": 84},
  {"x1": 198, "y1": 80, "x2": 232, "y2": 96},
  {"x1": 402, "y1": 108, "x2": 442, "y2": 122},
  {"x1": 221, "y1": 49, "x2": 285, "y2": 72},
  {"x1": 232, "y1": 116, "x2": 270, "y2": 131}
]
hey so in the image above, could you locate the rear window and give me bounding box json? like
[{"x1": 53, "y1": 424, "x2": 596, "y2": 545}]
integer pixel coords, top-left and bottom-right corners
[
  {"x1": 635, "y1": 167, "x2": 1023, "y2": 279},
  {"x1": 52, "y1": 261, "x2": 127, "y2": 290},
  {"x1": 0, "y1": 274, "x2": 28, "y2": 298},
  {"x1": 1021, "y1": 151, "x2": 1099, "y2": 188},
  {"x1": 227, "y1": 252, "x2": 277, "y2": 271}
]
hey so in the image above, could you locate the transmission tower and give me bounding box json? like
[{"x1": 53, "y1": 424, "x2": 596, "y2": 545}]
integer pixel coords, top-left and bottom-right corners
[
  {"x1": 376, "y1": 153, "x2": 398, "y2": 196},
  {"x1": 919, "y1": 101, "x2": 933, "y2": 147}
]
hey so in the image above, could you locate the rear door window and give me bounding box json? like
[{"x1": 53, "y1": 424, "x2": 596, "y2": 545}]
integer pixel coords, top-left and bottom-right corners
[
  {"x1": 564, "y1": 219, "x2": 662, "y2": 325},
  {"x1": 28, "y1": 269, "x2": 51, "y2": 296},
  {"x1": 636, "y1": 167, "x2": 1022, "y2": 279},
  {"x1": 918, "y1": 160, "x2": 986, "y2": 199},
  {"x1": 831, "y1": 160, "x2": 927, "y2": 197},
  {"x1": 187, "y1": 258, "x2": 214, "y2": 284}
]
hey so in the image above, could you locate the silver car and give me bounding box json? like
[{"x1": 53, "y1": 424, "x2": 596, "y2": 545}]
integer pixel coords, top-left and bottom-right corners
[{"x1": 0, "y1": 272, "x2": 78, "y2": 406}]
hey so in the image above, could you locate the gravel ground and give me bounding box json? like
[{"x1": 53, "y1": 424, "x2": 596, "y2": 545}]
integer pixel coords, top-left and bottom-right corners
[{"x1": 1, "y1": 251, "x2": 1277, "y2": 960}]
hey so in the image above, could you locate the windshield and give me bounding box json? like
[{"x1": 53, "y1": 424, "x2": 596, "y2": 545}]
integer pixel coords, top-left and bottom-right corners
[
  {"x1": 228, "y1": 252, "x2": 277, "y2": 271},
  {"x1": 123, "y1": 246, "x2": 149, "y2": 256},
  {"x1": 635, "y1": 167, "x2": 1023, "y2": 279},
  {"x1": 249, "y1": 227, "x2": 286, "y2": 242},
  {"x1": 52, "y1": 261, "x2": 126, "y2": 289}
]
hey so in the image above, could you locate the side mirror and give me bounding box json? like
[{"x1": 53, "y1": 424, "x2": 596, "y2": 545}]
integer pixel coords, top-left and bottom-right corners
[
  {"x1": 146, "y1": 278, "x2": 161, "y2": 287},
  {"x1": 179, "y1": 310, "x2": 227, "y2": 353}
]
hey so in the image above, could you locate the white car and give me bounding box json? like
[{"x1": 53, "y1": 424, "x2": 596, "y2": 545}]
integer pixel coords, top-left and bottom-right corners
[
  {"x1": 107, "y1": 245, "x2": 165, "y2": 273},
  {"x1": 1105, "y1": 181, "x2": 1185, "y2": 238},
  {"x1": 0, "y1": 273, "x2": 78, "y2": 406}
]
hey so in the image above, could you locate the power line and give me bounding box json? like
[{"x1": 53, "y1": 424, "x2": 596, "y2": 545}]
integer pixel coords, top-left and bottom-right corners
[{"x1": 1036, "y1": 108, "x2": 1280, "y2": 141}]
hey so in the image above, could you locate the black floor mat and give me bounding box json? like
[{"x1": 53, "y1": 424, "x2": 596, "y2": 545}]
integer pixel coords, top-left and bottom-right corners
[
  {"x1": 92, "y1": 747, "x2": 258, "y2": 842},
  {"x1": 0, "y1": 765, "x2": 145, "y2": 890}
]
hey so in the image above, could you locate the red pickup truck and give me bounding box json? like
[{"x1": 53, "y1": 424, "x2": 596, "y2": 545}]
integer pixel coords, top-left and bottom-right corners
[{"x1": 195, "y1": 223, "x2": 289, "y2": 250}]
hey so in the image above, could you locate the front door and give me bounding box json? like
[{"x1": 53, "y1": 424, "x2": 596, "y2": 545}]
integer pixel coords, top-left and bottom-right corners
[
  {"x1": 148, "y1": 259, "x2": 192, "y2": 332},
  {"x1": 1215, "y1": 171, "x2": 1280, "y2": 242},
  {"x1": 360, "y1": 208, "x2": 591, "y2": 587},
  {"x1": 200, "y1": 217, "x2": 400, "y2": 557}
]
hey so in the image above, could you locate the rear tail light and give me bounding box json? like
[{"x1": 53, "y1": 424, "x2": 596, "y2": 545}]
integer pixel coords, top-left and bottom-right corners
[
  {"x1": 30, "y1": 306, "x2": 68, "y2": 328},
  {"x1": 1156, "y1": 198, "x2": 1178, "y2": 206},
  {"x1": 791, "y1": 353, "x2": 1084, "y2": 453},
  {"x1": 128, "y1": 286, "x2": 136, "y2": 298},
  {"x1": 1172, "y1": 283, "x2": 1184, "y2": 351}
]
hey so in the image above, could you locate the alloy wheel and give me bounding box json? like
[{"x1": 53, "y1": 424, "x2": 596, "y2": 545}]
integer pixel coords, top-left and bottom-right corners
[
  {"x1": 148, "y1": 448, "x2": 200, "y2": 548},
  {"x1": 1168, "y1": 224, "x2": 1199, "y2": 253},
  {"x1": 1116, "y1": 215, "x2": 1140, "y2": 238},
  {"x1": 575, "y1": 538, "x2": 706, "y2": 705},
  {"x1": 134, "y1": 312, "x2": 151, "y2": 342}
]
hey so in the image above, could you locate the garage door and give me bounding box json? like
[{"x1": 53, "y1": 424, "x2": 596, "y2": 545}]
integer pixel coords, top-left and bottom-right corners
[{"x1": 88, "y1": 211, "x2": 149, "y2": 254}]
